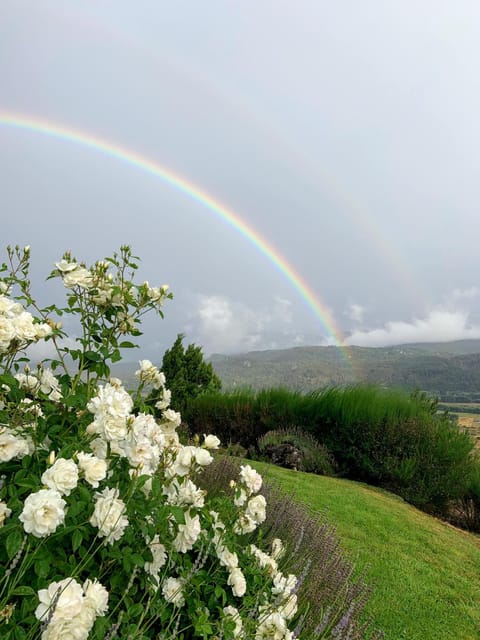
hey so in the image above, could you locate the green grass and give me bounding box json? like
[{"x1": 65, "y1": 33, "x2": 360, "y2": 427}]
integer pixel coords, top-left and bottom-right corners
[{"x1": 250, "y1": 460, "x2": 480, "y2": 640}]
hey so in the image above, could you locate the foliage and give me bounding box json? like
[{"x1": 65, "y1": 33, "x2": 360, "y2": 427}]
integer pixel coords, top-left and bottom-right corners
[
  {"x1": 202, "y1": 457, "x2": 383, "y2": 640},
  {"x1": 184, "y1": 388, "x2": 303, "y2": 450},
  {"x1": 0, "y1": 246, "x2": 335, "y2": 639},
  {"x1": 186, "y1": 386, "x2": 480, "y2": 521},
  {"x1": 162, "y1": 334, "x2": 221, "y2": 412},
  {"x1": 257, "y1": 428, "x2": 336, "y2": 475}
]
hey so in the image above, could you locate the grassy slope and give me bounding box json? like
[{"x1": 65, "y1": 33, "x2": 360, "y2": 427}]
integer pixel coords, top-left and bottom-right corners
[{"x1": 250, "y1": 461, "x2": 480, "y2": 640}]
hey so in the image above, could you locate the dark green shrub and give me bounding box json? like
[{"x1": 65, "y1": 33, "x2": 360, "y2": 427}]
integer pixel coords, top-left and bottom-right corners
[
  {"x1": 187, "y1": 385, "x2": 479, "y2": 522},
  {"x1": 257, "y1": 427, "x2": 336, "y2": 475},
  {"x1": 161, "y1": 333, "x2": 221, "y2": 411}
]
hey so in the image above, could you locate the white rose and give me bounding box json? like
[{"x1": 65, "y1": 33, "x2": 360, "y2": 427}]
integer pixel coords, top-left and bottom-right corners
[
  {"x1": 35, "y1": 322, "x2": 53, "y2": 340},
  {"x1": 171, "y1": 446, "x2": 194, "y2": 477},
  {"x1": 0, "y1": 317, "x2": 15, "y2": 352},
  {"x1": 87, "y1": 415, "x2": 128, "y2": 442},
  {"x1": 256, "y1": 612, "x2": 292, "y2": 640},
  {"x1": 155, "y1": 388, "x2": 171, "y2": 410},
  {"x1": 239, "y1": 464, "x2": 262, "y2": 494},
  {"x1": 216, "y1": 544, "x2": 238, "y2": 570},
  {"x1": 35, "y1": 577, "x2": 84, "y2": 622},
  {"x1": 271, "y1": 538, "x2": 285, "y2": 561},
  {"x1": 228, "y1": 567, "x2": 246, "y2": 597},
  {"x1": 39, "y1": 368, "x2": 62, "y2": 398},
  {"x1": 77, "y1": 452, "x2": 108, "y2": 488},
  {"x1": 193, "y1": 447, "x2": 213, "y2": 467},
  {"x1": 278, "y1": 592, "x2": 298, "y2": 620},
  {"x1": 233, "y1": 513, "x2": 257, "y2": 535},
  {"x1": 0, "y1": 501, "x2": 12, "y2": 527},
  {"x1": 162, "y1": 576, "x2": 185, "y2": 607},
  {"x1": 55, "y1": 259, "x2": 78, "y2": 273},
  {"x1": 144, "y1": 535, "x2": 167, "y2": 578},
  {"x1": 83, "y1": 578, "x2": 109, "y2": 616},
  {"x1": 20, "y1": 489, "x2": 66, "y2": 537},
  {"x1": 41, "y1": 458, "x2": 79, "y2": 496},
  {"x1": 272, "y1": 573, "x2": 297, "y2": 596},
  {"x1": 13, "y1": 311, "x2": 38, "y2": 341},
  {"x1": 87, "y1": 383, "x2": 133, "y2": 420},
  {"x1": 172, "y1": 511, "x2": 201, "y2": 553},
  {"x1": 0, "y1": 428, "x2": 33, "y2": 462},
  {"x1": 245, "y1": 495, "x2": 267, "y2": 525},
  {"x1": 41, "y1": 611, "x2": 94, "y2": 640},
  {"x1": 249, "y1": 544, "x2": 278, "y2": 576},
  {"x1": 163, "y1": 479, "x2": 205, "y2": 508},
  {"x1": 162, "y1": 408, "x2": 181, "y2": 428},
  {"x1": 15, "y1": 372, "x2": 39, "y2": 393},
  {"x1": 90, "y1": 487, "x2": 128, "y2": 544},
  {"x1": 223, "y1": 605, "x2": 244, "y2": 638},
  {"x1": 89, "y1": 437, "x2": 108, "y2": 460},
  {"x1": 63, "y1": 267, "x2": 92, "y2": 289},
  {"x1": 203, "y1": 434, "x2": 221, "y2": 449},
  {"x1": 234, "y1": 489, "x2": 248, "y2": 507}
]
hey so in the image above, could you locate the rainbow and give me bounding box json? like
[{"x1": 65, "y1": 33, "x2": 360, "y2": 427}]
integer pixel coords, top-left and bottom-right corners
[{"x1": 0, "y1": 112, "x2": 356, "y2": 373}]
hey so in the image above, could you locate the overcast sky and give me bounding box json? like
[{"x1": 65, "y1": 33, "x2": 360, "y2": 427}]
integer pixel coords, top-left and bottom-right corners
[{"x1": 2, "y1": 1, "x2": 480, "y2": 358}]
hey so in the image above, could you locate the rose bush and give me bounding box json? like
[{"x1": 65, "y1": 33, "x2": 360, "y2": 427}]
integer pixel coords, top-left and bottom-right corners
[{"x1": 0, "y1": 246, "x2": 313, "y2": 639}]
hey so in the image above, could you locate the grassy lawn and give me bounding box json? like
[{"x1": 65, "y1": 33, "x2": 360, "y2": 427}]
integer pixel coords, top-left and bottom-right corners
[{"x1": 250, "y1": 461, "x2": 480, "y2": 640}]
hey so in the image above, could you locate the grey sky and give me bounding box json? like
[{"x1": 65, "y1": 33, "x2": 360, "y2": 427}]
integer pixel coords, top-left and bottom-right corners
[{"x1": 2, "y1": 1, "x2": 480, "y2": 357}]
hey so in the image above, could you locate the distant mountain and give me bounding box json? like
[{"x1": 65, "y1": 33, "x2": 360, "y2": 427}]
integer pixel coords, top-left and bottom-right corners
[
  {"x1": 209, "y1": 340, "x2": 480, "y2": 399},
  {"x1": 110, "y1": 339, "x2": 480, "y2": 400}
]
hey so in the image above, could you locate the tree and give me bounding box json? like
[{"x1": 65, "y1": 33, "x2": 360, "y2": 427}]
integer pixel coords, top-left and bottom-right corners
[{"x1": 162, "y1": 334, "x2": 221, "y2": 411}]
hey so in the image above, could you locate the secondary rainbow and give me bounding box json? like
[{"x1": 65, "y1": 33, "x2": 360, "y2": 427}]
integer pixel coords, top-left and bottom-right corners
[{"x1": 0, "y1": 112, "x2": 355, "y2": 369}]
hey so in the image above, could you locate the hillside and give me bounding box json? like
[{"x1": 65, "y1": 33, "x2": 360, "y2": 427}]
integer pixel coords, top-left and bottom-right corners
[
  {"x1": 209, "y1": 340, "x2": 480, "y2": 398},
  {"x1": 251, "y1": 460, "x2": 480, "y2": 640}
]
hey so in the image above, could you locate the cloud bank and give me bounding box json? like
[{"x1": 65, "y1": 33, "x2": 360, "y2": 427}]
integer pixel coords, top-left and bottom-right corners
[
  {"x1": 187, "y1": 294, "x2": 299, "y2": 354},
  {"x1": 346, "y1": 310, "x2": 480, "y2": 348}
]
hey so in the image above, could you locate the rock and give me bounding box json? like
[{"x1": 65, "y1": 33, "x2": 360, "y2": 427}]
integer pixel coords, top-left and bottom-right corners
[{"x1": 264, "y1": 443, "x2": 302, "y2": 471}]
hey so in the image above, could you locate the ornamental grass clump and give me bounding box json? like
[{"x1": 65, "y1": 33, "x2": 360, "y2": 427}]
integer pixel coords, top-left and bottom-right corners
[{"x1": 0, "y1": 245, "x2": 317, "y2": 639}]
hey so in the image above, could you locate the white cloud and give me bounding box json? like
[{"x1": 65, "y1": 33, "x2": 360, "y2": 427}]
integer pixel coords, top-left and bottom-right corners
[
  {"x1": 449, "y1": 287, "x2": 480, "y2": 304},
  {"x1": 189, "y1": 294, "x2": 296, "y2": 354},
  {"x1": 344, "y1": 303, "x2": 365, "y2": 324},
  {"x1": 346, "y1": 309, "x2": 480, "y2": 348}
]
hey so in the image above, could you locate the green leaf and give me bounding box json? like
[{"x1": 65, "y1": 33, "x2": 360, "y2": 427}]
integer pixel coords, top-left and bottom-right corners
[
  {"x1": 84, "y1": 350, "x2": 101, "y2": 362},
  {"x1": 34, "y1": 557, "x2": 51, "y2": 579},
  {"x1": 6, "y1": 529, "x2": 23, "y2": 559},
  {"x1": 131, "y1": 553, "x2": 145, "y2": 567},
  {"x1": 127, "y1": 603, "x2": 144, "y2": 618},
  {"x1": 169, "y1": 506, "x2": 186, "y2": 525},
  {"x1": 72, "y1": 529, "x2": 83, "y2": 552},
  {"x1": 11, "y1": 585, "x2": 35, "y2": 596}
]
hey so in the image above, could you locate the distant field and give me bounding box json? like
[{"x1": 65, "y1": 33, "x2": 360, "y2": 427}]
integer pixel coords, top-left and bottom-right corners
[
  {"x1": 439, "y1": 404, "x2": 480, "y2": 446},
  {"x1": 455, "y1": 414, "x2": 480, "y2": 446}
]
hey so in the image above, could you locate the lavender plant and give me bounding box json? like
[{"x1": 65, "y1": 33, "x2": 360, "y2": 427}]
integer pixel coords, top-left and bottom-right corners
[{"x1": 0, "y1": 246, "x2": 307, "y2": 639}]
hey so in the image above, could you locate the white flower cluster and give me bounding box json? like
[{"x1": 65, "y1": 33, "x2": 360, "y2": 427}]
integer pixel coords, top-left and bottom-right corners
[
  {"x1": 0, "y1": 425, "x2": 34, "y2": 463},
  {"x1": 233, "y1": 465, "x2": 267, "y2": 534},
  {"x1": 140, "y1": 280, "x2": 170, "y2": 306},
  {"x1": 54, "y1": 257, "x2": 169, "y2": 312},
  {"x1": 4, "y1": 348, "x2": 298, "y2": 638},
  {"x1": 35, "y1": 577, "x2": 108, "y2": 640},
  {"x1": 0, "y1": 294, "x2": 52, "y2": 354},
  {"x1": 135, "y1": 359, "x2": 166, "y2": 389},
  {"x1": 0, "y1": 500, "x2": 12, "y2": 527},
  {"x1": 16, "y1": 367, "x2": 62, "y2": 402},
  {"x1": 18, "y1": 453, "x2": 108, "y2": 538},
  {"x1": 55, "y1": 259, "x2": 93, "y2": 289}
]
